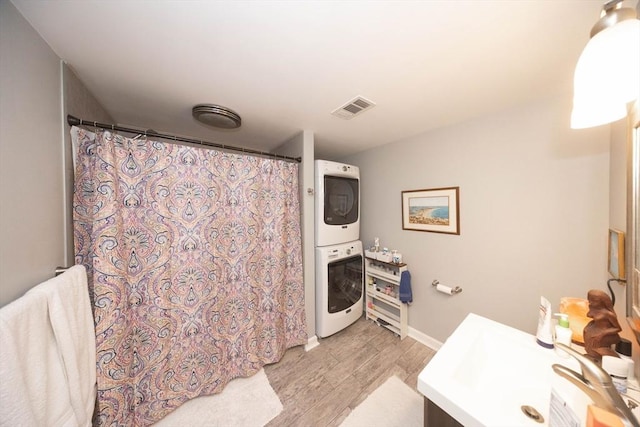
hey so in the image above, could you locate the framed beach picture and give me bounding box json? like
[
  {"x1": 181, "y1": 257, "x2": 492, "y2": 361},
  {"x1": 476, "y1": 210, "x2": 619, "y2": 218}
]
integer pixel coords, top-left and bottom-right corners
[
  {"x1": 401, "y1": 187, "x2": 460, "y2": 234},
  {"x1": 608, "y1": 229, "x2": 625, "y2": 278}
]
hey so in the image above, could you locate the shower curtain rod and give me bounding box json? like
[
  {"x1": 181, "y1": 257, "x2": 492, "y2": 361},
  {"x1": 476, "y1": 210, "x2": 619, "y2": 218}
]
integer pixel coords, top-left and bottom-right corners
[{"x1": 67, "y1": 115, "x2": 301, "y2": 163}]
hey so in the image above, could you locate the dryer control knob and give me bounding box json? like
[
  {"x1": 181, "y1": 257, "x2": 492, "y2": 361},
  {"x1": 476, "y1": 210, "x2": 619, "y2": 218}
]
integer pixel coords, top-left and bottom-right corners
[
  {"x1": 346, "y1": 248, "x2": 351, "y2": 255},
  {"x1": 342, "y1": 166, "x2": 347, "y2": 171}
]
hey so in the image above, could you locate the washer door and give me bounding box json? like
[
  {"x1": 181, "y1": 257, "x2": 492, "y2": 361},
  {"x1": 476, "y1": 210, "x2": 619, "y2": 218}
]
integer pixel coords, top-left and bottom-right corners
[
  {"x1": 327, "y1": 254, "x2": 363, "y2": 313},
  {"x1": 324, "y1": 176, "x2": 359, "y2": 225}
]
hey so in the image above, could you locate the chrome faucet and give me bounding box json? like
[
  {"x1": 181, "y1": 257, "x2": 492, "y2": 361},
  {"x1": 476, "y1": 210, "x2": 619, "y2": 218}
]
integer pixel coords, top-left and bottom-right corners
[{"x1": 552, "y1": 342, "x2": 639, "y2": 427}]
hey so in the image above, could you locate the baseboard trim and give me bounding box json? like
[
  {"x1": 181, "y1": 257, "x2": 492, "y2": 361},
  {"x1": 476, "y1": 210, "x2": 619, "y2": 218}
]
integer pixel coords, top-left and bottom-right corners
[
  {"x1": 304, "y1": 335, "x2": 319, "y2": 351},
  {"x1": 408, "y1": 326, "x2": 442, "y2": 351}
]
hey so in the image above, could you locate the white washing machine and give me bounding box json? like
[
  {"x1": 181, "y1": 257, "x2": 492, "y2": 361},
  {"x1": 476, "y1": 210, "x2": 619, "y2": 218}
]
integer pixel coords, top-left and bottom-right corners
[
  {"x1": 315, "y1": 160, "x2": 360, "y2": 247},
  {"x1": 315, "y1": 240, "x2": 363, "y2": 338}
]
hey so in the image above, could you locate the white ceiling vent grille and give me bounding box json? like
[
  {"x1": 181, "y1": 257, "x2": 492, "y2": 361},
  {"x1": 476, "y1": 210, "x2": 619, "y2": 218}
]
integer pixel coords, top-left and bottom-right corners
[{"x1": 331, "y1": 96, "x2": 376, "y2": 120}]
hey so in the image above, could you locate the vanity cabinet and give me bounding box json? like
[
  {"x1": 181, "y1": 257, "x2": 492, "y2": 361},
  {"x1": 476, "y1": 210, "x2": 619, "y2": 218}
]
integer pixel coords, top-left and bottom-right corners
[
  {"x1": 364, "y1": 257, "x2": 408, "y2": 339},
  {"x1": 424, "y1": 399, "x2": 463, "y2": 427}
]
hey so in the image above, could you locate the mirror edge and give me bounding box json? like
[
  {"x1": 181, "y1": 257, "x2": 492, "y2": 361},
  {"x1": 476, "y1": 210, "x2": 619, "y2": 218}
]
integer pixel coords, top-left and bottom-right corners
[{"x1": 626, "y1": 99, "x2": 640, "y2": 344}]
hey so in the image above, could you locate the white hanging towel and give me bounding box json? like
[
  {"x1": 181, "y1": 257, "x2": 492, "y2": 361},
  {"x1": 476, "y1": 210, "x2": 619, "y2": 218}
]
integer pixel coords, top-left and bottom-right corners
[{"x1": 0, "y1": 265, "x2": 96, "y2": 427}]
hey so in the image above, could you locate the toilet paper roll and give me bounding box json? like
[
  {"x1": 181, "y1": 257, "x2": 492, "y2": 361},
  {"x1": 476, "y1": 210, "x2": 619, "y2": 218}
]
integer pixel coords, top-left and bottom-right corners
[{"x1": 436, "y1": 284, "x2": 454, "y2": 295}]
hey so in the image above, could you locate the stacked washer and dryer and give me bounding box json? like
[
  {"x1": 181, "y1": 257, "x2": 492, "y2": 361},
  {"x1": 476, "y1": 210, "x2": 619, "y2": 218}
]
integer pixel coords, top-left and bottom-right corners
[{"x1": 314, "y1": 160, "x2": 363, "y2": 338}]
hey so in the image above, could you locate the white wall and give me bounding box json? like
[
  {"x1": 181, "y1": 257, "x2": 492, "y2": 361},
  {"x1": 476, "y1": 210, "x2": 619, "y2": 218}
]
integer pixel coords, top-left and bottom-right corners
[
  {"x1": 0, "y1": 0, "x2": 65, "y2": 307},
  {"x1": 343, "y1": 96, "x2": 611, "y2": 343}
]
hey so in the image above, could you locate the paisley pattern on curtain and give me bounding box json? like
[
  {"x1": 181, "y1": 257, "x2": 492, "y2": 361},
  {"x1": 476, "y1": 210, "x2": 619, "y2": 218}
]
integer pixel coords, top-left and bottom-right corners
[{"x1": 72, "y1": 128, "x2": 307, "y2": 426}]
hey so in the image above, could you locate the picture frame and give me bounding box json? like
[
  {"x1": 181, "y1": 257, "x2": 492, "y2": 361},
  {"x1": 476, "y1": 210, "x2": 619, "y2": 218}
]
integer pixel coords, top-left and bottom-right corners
[
  {"x1": 401, "y1": 187, "x2": 460, "y2": 234},
  {"x1": 608, "y1": 229, "x2": 625, "y2": 278}
]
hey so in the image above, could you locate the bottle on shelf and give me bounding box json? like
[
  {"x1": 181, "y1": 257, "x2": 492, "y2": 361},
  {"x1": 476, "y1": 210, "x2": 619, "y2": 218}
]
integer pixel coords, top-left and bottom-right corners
[{"x1": 554, "y1": 313, "x2": 572, "y2": 357}]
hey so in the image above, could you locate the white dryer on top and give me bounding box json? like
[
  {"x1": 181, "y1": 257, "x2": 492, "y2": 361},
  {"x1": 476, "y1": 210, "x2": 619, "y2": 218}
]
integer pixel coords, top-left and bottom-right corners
[{"x1": 314, "y1": 160, "x2": 360, "y2": 247}]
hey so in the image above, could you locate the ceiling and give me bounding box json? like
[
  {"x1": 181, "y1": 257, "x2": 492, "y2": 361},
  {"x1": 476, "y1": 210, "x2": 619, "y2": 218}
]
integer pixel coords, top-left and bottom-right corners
[{"x1": 12, "y1": 0, "x2": 607, "y2": 159}]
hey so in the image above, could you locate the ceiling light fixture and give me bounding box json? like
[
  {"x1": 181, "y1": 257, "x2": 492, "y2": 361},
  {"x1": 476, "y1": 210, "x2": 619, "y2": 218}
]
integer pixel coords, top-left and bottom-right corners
[
  {"x1": 570, "y1": 0, "x2": 640, "y2": 129},
  {"x1": 192, "y1": 104, "x2": 241, "y2": 129}
]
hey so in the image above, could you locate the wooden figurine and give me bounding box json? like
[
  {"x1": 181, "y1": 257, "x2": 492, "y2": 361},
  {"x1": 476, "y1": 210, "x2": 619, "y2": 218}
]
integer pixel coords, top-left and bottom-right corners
[{"x1": 583, "y1": 289, "x2": 621, "y2": 361}]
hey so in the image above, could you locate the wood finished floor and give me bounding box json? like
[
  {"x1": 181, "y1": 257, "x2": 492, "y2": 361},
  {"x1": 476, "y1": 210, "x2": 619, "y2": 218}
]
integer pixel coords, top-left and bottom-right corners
[{"x1": 264, "y1": 315, "x2": 436, "y2": 427}]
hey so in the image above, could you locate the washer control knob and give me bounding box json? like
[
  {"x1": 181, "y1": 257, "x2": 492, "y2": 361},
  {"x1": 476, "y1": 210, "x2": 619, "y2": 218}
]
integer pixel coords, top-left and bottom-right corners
[
  {"x1": 346, "y1": 248, "x2": 351, "y2": 255},
  {"x1": 342, "y1": 166, "x2": 347, "y2": 171}
]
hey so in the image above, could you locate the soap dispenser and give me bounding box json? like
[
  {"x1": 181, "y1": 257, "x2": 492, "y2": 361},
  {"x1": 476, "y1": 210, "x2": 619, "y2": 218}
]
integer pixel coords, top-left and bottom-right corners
[{"x1": 554, "y1": 313, "x2": 572, "y2": 357}]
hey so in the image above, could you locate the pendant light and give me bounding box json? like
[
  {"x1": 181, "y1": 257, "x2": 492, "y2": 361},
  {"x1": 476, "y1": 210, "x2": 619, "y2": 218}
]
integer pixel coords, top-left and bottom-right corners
[{"x1": 571, "y1": 0, "x2": 640, "y2": 129}]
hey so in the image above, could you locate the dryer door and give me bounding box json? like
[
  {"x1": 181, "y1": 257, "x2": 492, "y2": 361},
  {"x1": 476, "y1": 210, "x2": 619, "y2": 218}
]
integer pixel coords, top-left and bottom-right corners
[
  {"x1": 327, "y1": 254, "x2": 363, "y2": 313},
  {"x1": 324, "y1": 175, "x2": 359, "y2": 226}
]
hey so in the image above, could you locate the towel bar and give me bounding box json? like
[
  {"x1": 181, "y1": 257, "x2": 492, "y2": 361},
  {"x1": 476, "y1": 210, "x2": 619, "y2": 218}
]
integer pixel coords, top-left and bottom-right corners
[{"x1": 54, "y1": 266, "x2": 72, "y2": 277}]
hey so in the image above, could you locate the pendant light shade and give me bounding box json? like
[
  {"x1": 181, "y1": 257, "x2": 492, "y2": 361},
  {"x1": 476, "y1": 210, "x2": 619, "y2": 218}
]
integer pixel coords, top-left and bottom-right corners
[{"x1": 571, "y1": 2, "x2": 640, "y2": 129}]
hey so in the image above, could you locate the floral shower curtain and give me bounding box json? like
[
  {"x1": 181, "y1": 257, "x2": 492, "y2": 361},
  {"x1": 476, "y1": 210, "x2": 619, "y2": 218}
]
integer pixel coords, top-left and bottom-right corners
[{"x1": 71, "y1": 127, "x2": 307, "y2": 426}]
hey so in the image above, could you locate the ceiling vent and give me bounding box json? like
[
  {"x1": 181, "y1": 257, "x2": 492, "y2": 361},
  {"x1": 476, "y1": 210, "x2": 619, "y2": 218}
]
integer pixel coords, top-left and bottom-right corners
[{"x1": 331, "y1": 96, "x2": 376, "y2": 120}]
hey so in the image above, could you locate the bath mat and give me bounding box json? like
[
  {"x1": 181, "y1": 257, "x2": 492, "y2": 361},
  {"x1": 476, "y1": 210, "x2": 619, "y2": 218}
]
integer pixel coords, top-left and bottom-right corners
[
  {"x1": 340, "y1": 375, "x2": 422, "y2": 427},
  {"x1": 154, "y1": 369, "x2": 282, "y2": 427}
]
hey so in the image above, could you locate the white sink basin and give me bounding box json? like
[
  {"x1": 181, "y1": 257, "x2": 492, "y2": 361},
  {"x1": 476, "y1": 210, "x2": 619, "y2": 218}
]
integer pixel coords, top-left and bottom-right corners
[{"x1": 417, "y1": 313, "x2": 590, "y2": 426}]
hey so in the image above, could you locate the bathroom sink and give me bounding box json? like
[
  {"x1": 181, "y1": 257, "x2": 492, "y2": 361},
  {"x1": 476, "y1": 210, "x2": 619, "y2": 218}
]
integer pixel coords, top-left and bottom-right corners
[{"x1": 417, "y1": 313, "x2": 591, "y2": 426}]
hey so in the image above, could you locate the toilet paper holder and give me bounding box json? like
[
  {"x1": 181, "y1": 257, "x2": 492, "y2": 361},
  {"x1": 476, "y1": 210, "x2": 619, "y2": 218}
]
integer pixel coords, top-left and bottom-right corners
[{"x1": 432, "y1": 279, "x2": 462, "y2": 295}]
